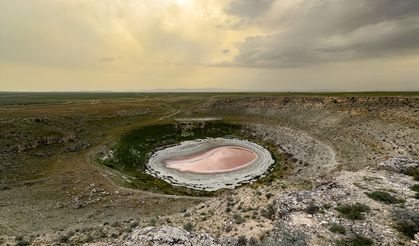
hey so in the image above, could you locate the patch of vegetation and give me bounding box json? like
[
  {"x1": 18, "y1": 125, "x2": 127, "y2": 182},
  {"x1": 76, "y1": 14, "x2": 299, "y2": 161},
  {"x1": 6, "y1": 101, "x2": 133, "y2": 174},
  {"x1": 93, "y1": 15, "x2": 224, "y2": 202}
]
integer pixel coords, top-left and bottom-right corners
[
  {"x1": 183, "y1": 222, "x2": 194, "y2": 232},
  {"x1": 58, "y1": 234, "x2": 70, "y2": 243},
  {"x1": 16, "y1": 240, "x2": 31, "y2": 246},
  {"x1": 336, "y1": 203, "x2": 370, "y2": 220},
  {"x1": 82, "y1": 234, "x2": 94, "y2": 244},
  {"x1": 129, "y1": 221, "x2": 139, "y2": 229},
  {"x1": 329, "y1": 223, "x2": 346, "y2": 234},
  {"x1": 411, "y1": 184, "x2": 419, "y2": 192},
  {"x1": 391, "y1": 209, "x2": 419, "y2": 239},
  {"x1": 362, "y1": 176, "x2": 382, "y2": 182},
  {"x1": 410, "y1": 185, "x2": 419, "y2": 200},
  {"x1": 248, "y1": 237, "x2": 258, "y2": 246},
  {"x1": 305, "y1": 204, "x2": 321, "y2": 214},
  {"x1": 237, "y1": 235, "x2": 247, "y2": 246},
  {"x1": 260, "y1": 203, "x2": 276, "y2": 220},
  {"x1": 15, "y1": 236, "x2": 31, "y2": 246},
  {"x1": 366, "y1": 191, "x2": 404, "y2": 204},
  {"x1": 148, "y1": 218, "x2": 157, "y2": 226},
  {"x1": 267, "y1": 226, "x2": 308, "y2": 246},
  {"x1": 233, "y1": 213, "x2": 246, "y2": 224},
  {"x1": 247, "y1": 141, "x2": 290, "y2": 188},
  {"x1": 225, "y1": 225, "x2": 232, "y2": 233},
  {"x1": 407, "y1": 167, "x2": 419, "y2": 181},
  {"x1": 336, "y1": 235, "x2": 373, "y2": 246}
]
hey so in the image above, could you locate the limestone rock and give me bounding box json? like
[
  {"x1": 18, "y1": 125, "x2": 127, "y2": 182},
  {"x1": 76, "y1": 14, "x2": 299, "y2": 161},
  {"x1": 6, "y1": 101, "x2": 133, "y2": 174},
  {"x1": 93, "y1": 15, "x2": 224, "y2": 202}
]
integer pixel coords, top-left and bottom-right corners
[
  {"x1": 123, "y1": 226, "x2": 220, "y2": 246},
  {"x1": 378, "y1": 157, "x2": 419, "y2": 174}
]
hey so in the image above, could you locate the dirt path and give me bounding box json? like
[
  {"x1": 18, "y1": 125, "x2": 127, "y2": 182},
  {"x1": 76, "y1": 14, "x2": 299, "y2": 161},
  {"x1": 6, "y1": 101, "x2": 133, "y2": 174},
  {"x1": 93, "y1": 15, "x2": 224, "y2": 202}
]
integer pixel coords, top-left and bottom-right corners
[{"x1": 158, "y1": 103, "x2": 182, "y2": 120}]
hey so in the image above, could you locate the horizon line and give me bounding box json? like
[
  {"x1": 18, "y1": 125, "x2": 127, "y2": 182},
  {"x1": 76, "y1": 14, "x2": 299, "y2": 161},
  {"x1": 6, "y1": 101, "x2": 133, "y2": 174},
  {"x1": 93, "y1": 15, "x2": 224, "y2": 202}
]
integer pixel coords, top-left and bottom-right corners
[{"x1": 1, "y1": 90, "x2": 419, "y2": 94}]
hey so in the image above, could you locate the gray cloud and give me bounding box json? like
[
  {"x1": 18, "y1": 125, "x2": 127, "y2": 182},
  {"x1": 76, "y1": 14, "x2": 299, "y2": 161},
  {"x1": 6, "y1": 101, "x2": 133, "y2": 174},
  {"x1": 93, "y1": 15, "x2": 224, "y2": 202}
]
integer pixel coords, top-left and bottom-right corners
[
  {"x1": 228, "y1": 0, "x2": 419, "y2": 68},
  {"x1": 225, "y1": 0, "x2": 275, "y2": 18}
]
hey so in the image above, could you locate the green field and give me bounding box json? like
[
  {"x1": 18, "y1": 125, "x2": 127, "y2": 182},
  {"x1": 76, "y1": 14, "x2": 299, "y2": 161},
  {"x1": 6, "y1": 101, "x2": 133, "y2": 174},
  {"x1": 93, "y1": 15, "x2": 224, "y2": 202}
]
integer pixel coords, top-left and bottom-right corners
[{"x1": 1, "y1": 91, "x2": 418, "y2": 106}]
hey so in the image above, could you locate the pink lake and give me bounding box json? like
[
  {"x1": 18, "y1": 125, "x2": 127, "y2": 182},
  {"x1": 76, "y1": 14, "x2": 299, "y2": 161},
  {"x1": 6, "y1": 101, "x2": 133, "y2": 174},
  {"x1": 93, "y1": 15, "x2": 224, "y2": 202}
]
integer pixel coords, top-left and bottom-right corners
[{"x1": 164, "y1": 146, "x2": 257, "y2": 174}]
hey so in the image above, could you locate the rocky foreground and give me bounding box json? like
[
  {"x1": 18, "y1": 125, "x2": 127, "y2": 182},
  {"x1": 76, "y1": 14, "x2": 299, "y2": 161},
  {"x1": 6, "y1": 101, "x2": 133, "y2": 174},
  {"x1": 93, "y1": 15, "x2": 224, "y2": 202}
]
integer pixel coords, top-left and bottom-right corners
[{"x1": 2, "y1": 157, "x2": 417, "y2": 246}]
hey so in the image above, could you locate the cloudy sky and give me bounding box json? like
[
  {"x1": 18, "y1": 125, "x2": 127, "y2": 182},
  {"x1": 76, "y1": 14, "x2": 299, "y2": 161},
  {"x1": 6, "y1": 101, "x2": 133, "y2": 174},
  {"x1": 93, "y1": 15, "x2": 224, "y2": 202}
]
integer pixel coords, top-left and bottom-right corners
[{"x1": 1, "y1": 0, "x2": 418, "y2": 92}]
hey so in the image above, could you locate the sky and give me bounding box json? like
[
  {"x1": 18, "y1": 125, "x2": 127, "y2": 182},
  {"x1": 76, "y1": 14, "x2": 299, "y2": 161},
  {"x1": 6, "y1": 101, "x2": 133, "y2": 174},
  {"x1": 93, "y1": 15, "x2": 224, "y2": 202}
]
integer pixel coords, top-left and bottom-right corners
[{"x1": 0, "y1": 0, "x2": 418, "y2": 92}]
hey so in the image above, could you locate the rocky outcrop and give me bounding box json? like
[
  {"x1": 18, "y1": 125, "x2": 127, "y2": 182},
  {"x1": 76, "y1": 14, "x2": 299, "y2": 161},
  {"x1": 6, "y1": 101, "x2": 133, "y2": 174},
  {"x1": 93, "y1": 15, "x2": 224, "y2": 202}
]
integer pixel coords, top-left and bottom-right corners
[
  {"x1": 123, "y1": 226, "x2": 219, "y2": 246},
  {"x1": 11, "y1": 134, "x2": 76, "y2": 153},
  {"x1": 64, "y1": 141, "x2": 90, "y2": 152},
  {"x1": 378, "y1": 157, "x2": 419, "y2": 174},
  {"x1": 271, "y1": 169, "x2": 419, "y2": 245}
]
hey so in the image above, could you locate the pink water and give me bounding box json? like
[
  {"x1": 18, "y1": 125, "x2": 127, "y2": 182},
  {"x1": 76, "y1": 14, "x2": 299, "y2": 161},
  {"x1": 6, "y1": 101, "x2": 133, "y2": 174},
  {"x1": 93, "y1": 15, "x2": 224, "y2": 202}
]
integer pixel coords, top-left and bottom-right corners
[{"x1": 164, "y1": 146, "x2": 257, "y2": 174}]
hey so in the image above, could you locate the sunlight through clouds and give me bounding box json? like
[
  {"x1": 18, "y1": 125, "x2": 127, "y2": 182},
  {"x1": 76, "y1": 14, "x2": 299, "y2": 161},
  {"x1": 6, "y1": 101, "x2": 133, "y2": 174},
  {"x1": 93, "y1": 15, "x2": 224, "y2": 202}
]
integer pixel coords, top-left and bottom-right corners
[{"x1": 0, "y1": 0, "x2": 418, "y2": 91}]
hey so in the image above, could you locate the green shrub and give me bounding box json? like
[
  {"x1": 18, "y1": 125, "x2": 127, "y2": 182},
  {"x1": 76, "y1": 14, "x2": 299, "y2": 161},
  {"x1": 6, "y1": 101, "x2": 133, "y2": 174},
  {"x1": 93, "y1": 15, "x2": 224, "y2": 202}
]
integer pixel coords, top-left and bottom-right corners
[
  {"x1": 410, "y1": 184, "x2": 419, "y2": 192},
  {"x1": 149, "y1": 218, "x2": 157, "y2": 226},
  {"x1": 58, "y1": 234, "x2": 69, "y2": 243},
  {"x1": 272, "y1": 226, "x2": 308, "y2": 246},
  {"x1": 225, "y1": 225, "x2": 232, "y2": 233},
  {"x1": 15, "y1": 235, "x2": 31, "y2": 246},
  {"x1": 252, "y1": 210, "x2": 259, "y2": 219},
  {"x1": 336, "y1": 203, "x2": 370, "y2": 220},
  {"x1": 261, "y1": 203, "x2": 276, "y2": 220},
  {"x1": 407, "y1": 167, "x2": 419, "y2": 181},
  {"x1": 336, "y1": 235, "x2": 373, "y2": 246},
  {"x1": 249, "y1": 237, "x2": 258, "y2": 246},
  {"x1": 233, "y1": 214, "x2": 245, "y2": 224},
  {"x1": 323, "y1": 203, "x2": 332, "y2": 209},
  {"x1": 130, "y1": 221, "x2": 139, "y2": 228},
  {"x1": 366, "y1": 191, "x2": 403, "y2": 204},
  {"x1": 305, "y1": 204, "x2": 320, "y2": 214},
  {"x1": 16, "y1": 241, "x2": 31, "y2": 246},
  {"x1": 183, "y1": 222, "x2": 194, "y2": 232},
  {"x1": 237, "y1": 235, "x2": 247, "y2": 246},
  {"x1": 329, "y1": 223, "x2": 346, "y2": 234},
  {"x1": 391, "y1": 209, "x2": 419, "y2": 239},
  {"x1": 82, "y1": 235, "x2": 94, "y2": 243}
]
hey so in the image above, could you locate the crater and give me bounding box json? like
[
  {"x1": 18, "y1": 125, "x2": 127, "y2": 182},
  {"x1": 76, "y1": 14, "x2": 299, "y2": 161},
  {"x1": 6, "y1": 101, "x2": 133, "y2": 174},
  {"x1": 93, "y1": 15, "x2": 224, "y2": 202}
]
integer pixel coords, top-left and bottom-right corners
[{"x1": 100, "y1": 122, "x2": 278, "y2": 194}]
